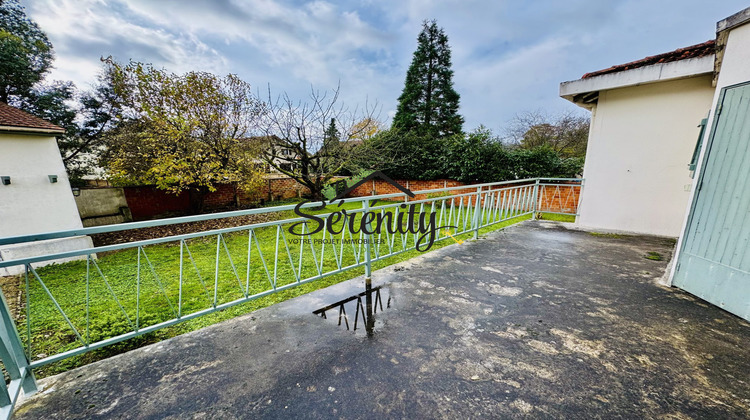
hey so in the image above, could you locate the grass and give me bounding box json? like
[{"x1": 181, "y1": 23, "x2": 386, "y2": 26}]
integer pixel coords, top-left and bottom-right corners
[
  {"x1": 538, "y1": 213, "x2": 576, "y2": 223},
  {"x1": 7, "y1": 198, "x2": 533, "y2": 378},
  {"x1": 645, "y1": 252, "x2": 663, "y2": 261}
]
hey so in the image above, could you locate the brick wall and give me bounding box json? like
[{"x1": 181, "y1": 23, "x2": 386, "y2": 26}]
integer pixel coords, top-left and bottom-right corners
[
  {"x1": 257, "y1": 176, "x2": 311, "y2": 201},
  {"x1": 345, "y1": 178, "x2": 580, "y2": 213},
  {"x1": 122, "y1": 186, "x2": 191, "y2": 221},
  {"x1": 202, "y1": 184, "x2": 240, "y2": 209},
  {"x1": 347, "y1": 178, "x2": 466, "y2": 199},
  {"x1": 120, "y1": 177, "x2": 581, "y2": 221},
  {"x1": 345, "y1": 179, "x2": 497, "y2": 207},
  {"x1": 537, "y1": 183, "x2": 581, "y2": 214},
  {"x1": 122, "y1": 178, "x2": 312, "y2": 221}
]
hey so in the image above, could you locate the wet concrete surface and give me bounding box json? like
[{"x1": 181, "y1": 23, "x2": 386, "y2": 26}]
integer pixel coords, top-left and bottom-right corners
[{"x1": 15, "y1": 221, "x2": 750, "y2": 419}]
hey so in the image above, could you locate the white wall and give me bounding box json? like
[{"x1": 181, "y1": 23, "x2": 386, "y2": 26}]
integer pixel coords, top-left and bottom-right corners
[
  {"x1": 0, "y1": 132, "x2": 92, "y2": 275},
  {"x1": 714, "y1": 24, "x2": 750, "y2": 90},
  {"x1": 577, "y1": 75, "x2": 715, "y2": 237}
]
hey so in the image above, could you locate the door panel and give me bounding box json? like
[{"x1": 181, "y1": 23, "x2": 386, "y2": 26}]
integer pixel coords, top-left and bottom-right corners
[{"x1": 674, "y1": 83, "x2": 750, "y2": 321}]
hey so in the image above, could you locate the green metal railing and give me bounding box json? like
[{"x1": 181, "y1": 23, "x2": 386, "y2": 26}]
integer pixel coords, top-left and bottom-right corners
[{"x1": 0, "y1": 177, "x2": 581, "y2": 416}]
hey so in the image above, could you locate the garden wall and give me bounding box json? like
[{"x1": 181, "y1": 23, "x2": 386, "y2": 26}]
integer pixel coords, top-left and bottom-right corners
[
  {"x1": 537, "y1": 183, "x2": 581, "y2": 214},
  {"x1": 121, "y1": 177, "x2": 310, "y2": 221},
  {"x1": 346, "y1": 178, "x2": 580, "y2": 214},
  {"x1": 85, "y1": 177, "x2": 580, "y2": 222}
]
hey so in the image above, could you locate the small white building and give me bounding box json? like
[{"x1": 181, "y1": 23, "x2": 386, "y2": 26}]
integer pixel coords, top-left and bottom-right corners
[
  {"x1": 561, "y1": 7, "x2": 750, "y2": 322},
  {"x1": 560, "y1": 41, "x2": 716, "y2": 237},
  {"x1": 0, "y1": 102, "x2": 92, "y2": 276}
]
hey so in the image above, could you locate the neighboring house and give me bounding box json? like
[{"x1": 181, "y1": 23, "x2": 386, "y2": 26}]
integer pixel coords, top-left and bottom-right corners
[
  {"x1": 271, "y1": 144, "x2": 299, "y2": 173},
  {"x1": 562, "y1": 7, "x2": 750, "y2": 322},
  {"x1": 0, "y1": 102, "x2": 93, "y2": 276},
  {"x1": 245, "y1": 135, "x2": 301, "y2": 174}
]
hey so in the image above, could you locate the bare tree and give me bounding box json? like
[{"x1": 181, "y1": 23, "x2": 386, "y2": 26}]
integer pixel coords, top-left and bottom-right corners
[
  {"x1": 505, "y1": 110, "x2": 590, "y2": 158},
  {"x1": 260, "y1": 84, "x2": 381, "y2": 199}
]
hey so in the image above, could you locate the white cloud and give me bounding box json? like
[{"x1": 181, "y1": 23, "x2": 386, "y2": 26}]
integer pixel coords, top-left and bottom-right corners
[
  {"x1": 19, "y1": 0, "x2": 750, "y2": 129},
  {"x1": 26, "y1": 0, "x2": 229, "y2": 85},
  {"x1": 456, "y1": 35, "x2": 584, "y2": 130}
]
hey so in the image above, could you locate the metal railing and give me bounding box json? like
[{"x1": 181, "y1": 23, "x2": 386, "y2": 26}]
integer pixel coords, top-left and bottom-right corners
[{"x1": 0, "y1": 177, "x2": 581, "y2": 415}]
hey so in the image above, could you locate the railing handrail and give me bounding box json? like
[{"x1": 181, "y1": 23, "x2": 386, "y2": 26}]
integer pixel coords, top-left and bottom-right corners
[
  {"x1": 0, "y1": 177, "x2": 580, "y2": 247},
  {"x1": 0, "y1": 183, "x2": 559, "y2": 269}
]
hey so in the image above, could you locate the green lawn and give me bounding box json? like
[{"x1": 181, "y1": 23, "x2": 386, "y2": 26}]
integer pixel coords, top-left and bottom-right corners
[
  {"x1": 538, "y1": 212, "x2": 576, "y2": 223},
  {"x1": 11, "y1": 199, "x2": 537, "y2": 378}
]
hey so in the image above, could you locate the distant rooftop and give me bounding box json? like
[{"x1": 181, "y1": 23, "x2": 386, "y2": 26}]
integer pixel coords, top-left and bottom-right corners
[
  {"x1": 582, "y1": 40, "x2": 716, "y2": 79},
  {"x1": 0, "y1": 102, "x2": 64, "y2": 134}
]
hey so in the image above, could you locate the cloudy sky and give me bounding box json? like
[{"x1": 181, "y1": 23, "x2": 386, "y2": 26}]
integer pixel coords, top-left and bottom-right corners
[{"x1": 21, "y1": 0, "x2": 750, "y2": 131}]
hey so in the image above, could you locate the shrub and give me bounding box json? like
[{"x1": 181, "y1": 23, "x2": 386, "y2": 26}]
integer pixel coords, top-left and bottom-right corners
[{"x1": 366, "y1": 127, "x2": 584, "y2": 183}]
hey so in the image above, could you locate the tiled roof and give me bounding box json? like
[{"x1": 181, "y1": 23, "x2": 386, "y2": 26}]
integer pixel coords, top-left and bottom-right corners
[
  {"x1": 0, "y1": 102, "x2": 64, "y2": 133},
  {"x1": 582, "y1": 40, "x2": 715, "y2": 79}
]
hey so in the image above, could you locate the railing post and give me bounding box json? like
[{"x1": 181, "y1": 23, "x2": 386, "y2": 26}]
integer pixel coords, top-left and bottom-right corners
[
  {"x1": 0, "y1": 286, "x2": 37, "y2": 418},
  {"x1": 362, "y1": 199, "x2": 372, "y2": 280},
  {"x1": 362, "y1": 199, "x2": 376, "y2": 337},
  {"x1": 533, "y1": 178, "x2": 540, "y2": 218},
  {"x1": 473, "y1": 186, "x2": 482, "y2": 240}
]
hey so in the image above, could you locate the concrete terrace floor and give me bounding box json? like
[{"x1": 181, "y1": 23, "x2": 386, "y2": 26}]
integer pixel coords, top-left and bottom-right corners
[{"x1": 15, "y1": 221, "x2": 750, "y2": 419}]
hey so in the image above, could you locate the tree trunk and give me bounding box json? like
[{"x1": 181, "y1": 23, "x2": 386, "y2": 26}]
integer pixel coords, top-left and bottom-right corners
[
  {"x1": 188, "y1": 187, "x2": 209, "y2": 214},
  {"x1": 309, "y1": 182, "x2": 325, "y2": 201},
  {"x1": 232, "y1": 183, "x2": 240, "y2": 208},
  {"x1": 299, "y1": 176, "x2": 324, "y2": 201}
]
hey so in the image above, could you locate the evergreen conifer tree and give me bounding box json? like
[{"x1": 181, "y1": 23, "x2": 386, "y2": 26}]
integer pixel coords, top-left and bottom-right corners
[{"x1": 392, "y1": 20, "x2": 463, "y2": 137}]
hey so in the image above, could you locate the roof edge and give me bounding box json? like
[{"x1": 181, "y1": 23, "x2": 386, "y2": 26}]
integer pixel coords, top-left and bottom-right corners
[
  {"x1": 0, "y1": 125, "x2": 65, "y2": 135},
  {"x1": 581, "y1": 40, "x2": 715, "y2": 80},
  {"x1": 717, "y1": 7, "x2": 750, "y2": 33},
  {"x1": 560, "y1": 55, "x2": 714, "y2": 104}
]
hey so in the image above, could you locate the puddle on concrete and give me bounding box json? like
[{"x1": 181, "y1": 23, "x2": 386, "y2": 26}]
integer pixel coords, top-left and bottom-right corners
[{"x1": 313, "y1": 281, "x2": 391, "y2": 336}]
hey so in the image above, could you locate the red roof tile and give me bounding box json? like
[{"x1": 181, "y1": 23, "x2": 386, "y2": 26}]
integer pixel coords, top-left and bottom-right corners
[
  {"x1": 0, "y1": 102, "x2": 64, "y2": 133},
  {"x1": 582, "y1": 40, "x2": 715, "y2": 79}
]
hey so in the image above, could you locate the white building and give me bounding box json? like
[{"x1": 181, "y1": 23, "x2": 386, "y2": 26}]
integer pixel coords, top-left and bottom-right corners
[
  {"x1": 0, "y1": 103, "x2": 92, "y2": 276},
  {"x1": 561, "y1": 7, "x2": 750, "y2": 321},
  {"x1": 561, "y1": 41, "x2": 716, "y2": 237}
]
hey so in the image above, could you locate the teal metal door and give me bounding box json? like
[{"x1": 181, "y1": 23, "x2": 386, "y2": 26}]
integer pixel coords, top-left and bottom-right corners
[{"x1": 674, "y1": 82, "x2": 750, "y2": 321}]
